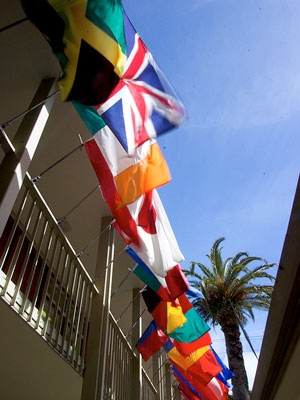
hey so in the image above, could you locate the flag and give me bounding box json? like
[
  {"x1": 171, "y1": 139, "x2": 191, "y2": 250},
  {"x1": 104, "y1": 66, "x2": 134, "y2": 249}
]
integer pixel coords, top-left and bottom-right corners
[
  {"x1": 186, "y1": 287, "x2": 203, "y2": 299},
  {"x1": 95, "y1": 10, "x2": 186, "y2": 154},
  {"x1": 84, "y1": 121, "x2": 138, "y2": 244},
  {"x1": 178, "y1": 384, "x2": 202, "y2": 400},
  {"x1": 115, "y1": 189, "x2": 184, "y2": 276},
  {"x1": 142, "y1": 288, "x2": 210, "y2": 342},
  {"x1": 84, "y1": 121, "x2": 171, "y2": 207},
  {"x1": 168, "y1": 345, "x2": 229, "y2": 400},
  {"x1": 135, "y1": 320, "x2": 168, "y2": 361},
  {"x1": 180, "y1": 375, "x2": 228, "y2": 400},
  {"x1": 127, "y1": 247, "x2": 189, "y2": 301},
  {"x1": 21, "y1": 0, "x2": 128, "y2": 104},
  {"x1": 173, "y1": 332, "x2": 212, "y2": 357},
  {"x1": 164, "y1": 339, "x2": 211, "y2": 371},
  {"x1": 193, "y1": 377, "x2": 228, "y2": 400},
  {"x1": 210, "y1": 346, "x2": 234, "y2": 387},
  {"x1": 164, "y1": 339, "x2": 222, "y2": 385},
  {"x1": 141, "y1": 287, "x2": 186, "y2": 333},
  {"x1": 166, "y1": 294, "x2": 210, "y2": 343},
  {"x1": 171, "y1": 366, "x2": 203, "y2": 400},
  {"x1": 167, "y1": 307, "x2": 210, "y2": 343},
  {"x1": 205, "y1": 377, "x2": 229, "y2": 400}
]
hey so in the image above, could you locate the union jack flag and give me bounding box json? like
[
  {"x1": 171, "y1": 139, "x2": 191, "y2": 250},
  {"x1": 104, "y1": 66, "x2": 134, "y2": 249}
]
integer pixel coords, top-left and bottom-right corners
[{"x1": 95, "y1": 11, "x2": 186, "y2": 154}]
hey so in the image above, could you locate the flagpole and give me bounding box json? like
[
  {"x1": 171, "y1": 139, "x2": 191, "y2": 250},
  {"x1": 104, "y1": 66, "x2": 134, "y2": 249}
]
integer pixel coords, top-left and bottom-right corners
[
  {"x1": 111, "y1": 268, "x2": 132, "y2": 297},
  {"x1": 91, "y1": 245, "x2": 125, "y2": 282},
  {"x1": 32, "y1": 142, "x2": 84, "y2": 182},
  {"x1": 1, "y1": 89, "x2": 59, "y2": 129},
  {"x1": 77, "y1": 222, "x2": 114, "y2": 259},
  {"x1": 0, "y1": 17, "x2": 28, "y2": 33},
  {"x1": 58, "y1": 184, "x2": 100, "y2": 227},
  {"x1": 125, "y1": 307, "x2": 147, "y2": 338},
  {"x1": 116, "y1": 286, "x2": 145, "y2": 323}
]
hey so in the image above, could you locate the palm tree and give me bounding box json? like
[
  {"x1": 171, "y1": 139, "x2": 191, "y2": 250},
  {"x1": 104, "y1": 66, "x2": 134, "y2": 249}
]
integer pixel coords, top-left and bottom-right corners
[{"x1": 183, "y1": 238, "x2": 276, "y2": 400}]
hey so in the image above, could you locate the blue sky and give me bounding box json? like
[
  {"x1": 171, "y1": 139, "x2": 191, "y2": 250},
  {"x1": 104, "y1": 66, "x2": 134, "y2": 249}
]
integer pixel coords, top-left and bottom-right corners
[{"x1": 124, "y1": 0, "x2": 300, "y2": 388}]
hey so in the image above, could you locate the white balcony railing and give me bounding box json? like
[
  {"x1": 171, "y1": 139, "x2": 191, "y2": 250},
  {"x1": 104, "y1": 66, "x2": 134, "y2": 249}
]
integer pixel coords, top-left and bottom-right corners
[{"x1": 0, "y1": 173, "x2": 97, "y2": 375}]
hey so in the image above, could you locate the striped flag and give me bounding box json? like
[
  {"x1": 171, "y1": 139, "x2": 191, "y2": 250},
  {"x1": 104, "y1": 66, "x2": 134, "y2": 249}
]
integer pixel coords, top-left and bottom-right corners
[{"x1": 135, "y1": 320, "x2": 168, "y2": 361}]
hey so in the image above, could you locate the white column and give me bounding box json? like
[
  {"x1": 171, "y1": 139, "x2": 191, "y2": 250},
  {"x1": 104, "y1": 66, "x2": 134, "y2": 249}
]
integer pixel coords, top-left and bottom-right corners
[
  {"x1": 0, "y1": 78, "x2": 56, "y2": 235},
  {"x1": 81, "y1": 216, "x2": 115, "y2": 400},
  {"x1": 131, "y1": 287, "x2": 143, "y2": 400}
]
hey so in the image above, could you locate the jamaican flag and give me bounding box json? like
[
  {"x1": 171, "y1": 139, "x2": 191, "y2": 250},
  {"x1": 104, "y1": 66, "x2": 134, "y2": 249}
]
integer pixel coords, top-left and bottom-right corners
[{"x1": 21, "y1": 0, "x2": 127, "y2": 105}]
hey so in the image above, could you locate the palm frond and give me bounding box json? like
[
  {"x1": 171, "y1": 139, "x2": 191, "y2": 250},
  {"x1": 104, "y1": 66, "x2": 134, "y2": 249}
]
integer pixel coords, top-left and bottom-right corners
[
  {"x1": 208, "y1": 237, "x2": 225, "y2": 272},
  {"x1": 240, "y1": 263, "x2": 276, "y2": 285},
  {"x1": 189, "y1": 262, "x2": 215, "y2": 279},
  {"x1": 231, "y1": 252, "x2": 249, "y2": 265}
]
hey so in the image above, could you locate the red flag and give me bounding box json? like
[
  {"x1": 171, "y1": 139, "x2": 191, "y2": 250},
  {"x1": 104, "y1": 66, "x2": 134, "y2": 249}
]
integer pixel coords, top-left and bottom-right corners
[
  {"x1": 115, "y1": 189, "x2": 184, "y2": 277},
  {"x1": 164, "y1": 339, "x2": 222, "y2": 386},
  {"x1": 135, "y1": 320, "x2": 168, "y2": 361},
  {"x1": 173, "y1": 332, "x2": 212, "y2": 357},
  {"x1": 185, "y1": 376, "x2": 229, "y2": 400},
  {"x1": 165, "y1": 264, "x2": 190, "y2": 300}
]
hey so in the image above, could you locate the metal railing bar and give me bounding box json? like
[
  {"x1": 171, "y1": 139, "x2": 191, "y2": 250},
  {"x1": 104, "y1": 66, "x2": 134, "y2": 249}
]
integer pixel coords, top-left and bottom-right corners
[
  {"x1": 107, "y1": 323, "x2": 115, "y2": 390},
  {"x1": 79, "y1": 289, "x2": 93, "y2": 373},
  {"x1": 66, "y1": 273, "x2": 82, "y2": 362},
  {"x1": 48, "y1": 252, "x2": 70, "y2": 345},
  {"x1": 1, "y1": 198, "x2": 36, "y2": 297},
  {"x1": 71, "y1": 279, "x2": 86, "y2": 365},
  {"x1": 19, "y1": 217, "x2": 49, "y2": 315},
  {"x1": 54, "y1": 260, "x2": 74, "y2": 349},
  {"x1": 77, "y1": 284, "x2": 91, "y2": 369},
  {"x1": 41, "y1": 242, "x2": 64, "y2": 337},
  {"x1": 142, "y1": 369, "x2": 157, "y2": 396},
  {"x1": 61, "y1": 268, "x2": 79, "y2": 355},
  {"x1": 28, "y1": 228, "x2": 54, "y2": 324},
  {"x1": 34, "y1": 234, "x2": 58, "y2": 330},
  {"x1": 108, "y1": 311, "x2": 134, "y2": 352},
  {"x1": 75, "y1": 286, "x2": 90, "y2": 371},
  {"x1": 0, "y1": 188, "x2": 29, "y2": 271},
  {"x1": 11, "y1": 208, "x2": 43, "y2": 307}
]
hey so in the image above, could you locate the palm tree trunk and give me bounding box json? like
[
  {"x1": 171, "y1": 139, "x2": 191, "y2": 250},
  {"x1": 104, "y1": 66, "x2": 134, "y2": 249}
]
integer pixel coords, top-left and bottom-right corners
[{"x1": 219, "y1": 316, "x2": 250, "y2": 400}]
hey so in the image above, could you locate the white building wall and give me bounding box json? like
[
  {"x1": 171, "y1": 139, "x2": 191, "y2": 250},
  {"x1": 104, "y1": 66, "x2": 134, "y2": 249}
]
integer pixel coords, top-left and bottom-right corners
[{"x1": 0, "y1": 299, "x2": 83, "y2": 400}]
